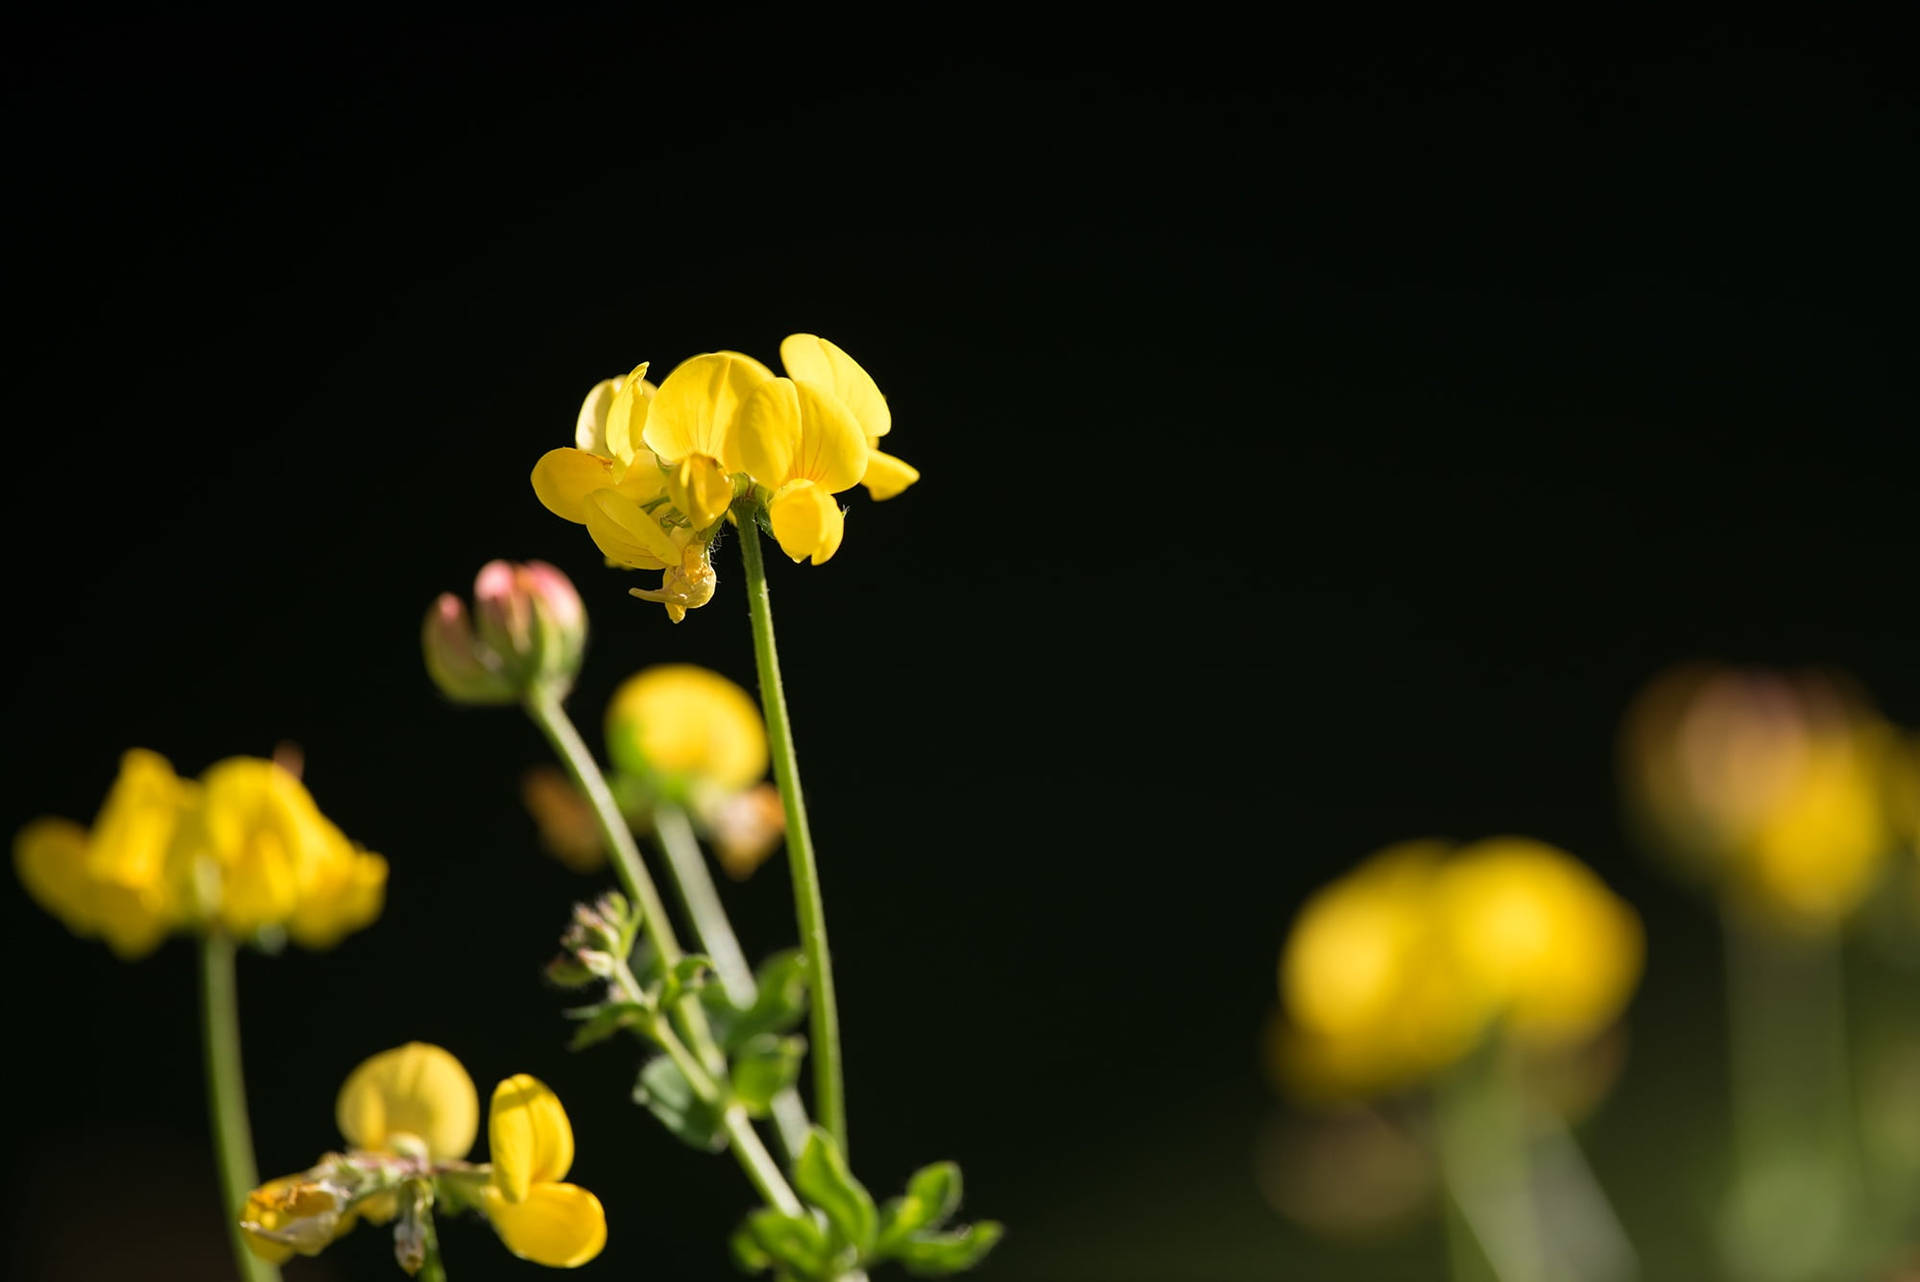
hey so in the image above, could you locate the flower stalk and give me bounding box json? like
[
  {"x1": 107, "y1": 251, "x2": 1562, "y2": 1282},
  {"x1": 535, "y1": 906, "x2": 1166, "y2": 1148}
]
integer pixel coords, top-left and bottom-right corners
[
  {"x1": 735, "y1": 508, "x2": 848, "y2": 1156},
  {"x1": 199, "y1": 932, "x2": 280, "y2": 1282}
]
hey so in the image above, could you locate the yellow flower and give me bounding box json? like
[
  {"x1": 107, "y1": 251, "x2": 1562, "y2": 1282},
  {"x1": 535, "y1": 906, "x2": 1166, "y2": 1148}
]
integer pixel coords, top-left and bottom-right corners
[
  {"x1": 606, "y1": 664, "x2": 769, "y2": 794},
  {"x1": 15, "y1": 750, "x2": 386, "y2": 956},
  {"x1": 240, "y1": 1175, "x2": 349, "y2": 1263},
  {"x1": 336, "y1": 1041, "x2": 480, "y2": 1162},
  {"x1": 1275, "y1": 838, "x2": 1642, "y2": 1101},
  {"x1": 14, "y1": 749, "x2": 189, "y2": 958},
  {"x1": 483, "y1": 1074, "x2": 607, "y2": 1268},
  {"x1": 1434, "y1": 838, "x2": 1643, "y2": 1049},
  {"x1": 531, "y1": 362, "x2": 729, "y2": 622},
  {"x1": 1622, "y1": 665, "x2": 1897, "y2": 931},
  {"x1": 778, "y1": 334, "x2": 919, "y2": 501}
]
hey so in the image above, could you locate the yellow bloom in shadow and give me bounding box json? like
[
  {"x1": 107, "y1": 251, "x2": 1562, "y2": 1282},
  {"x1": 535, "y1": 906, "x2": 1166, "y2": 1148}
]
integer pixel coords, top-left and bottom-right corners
[
  {"x1": 606, "y1": 664, "x2": 769, "y2": 794},
  {"x1": 14, "y1": 749, "x2": 385, "y2": 957},
  {"x1": 1275, "y1": 838, "x2": 1641, "y2": 1102}
]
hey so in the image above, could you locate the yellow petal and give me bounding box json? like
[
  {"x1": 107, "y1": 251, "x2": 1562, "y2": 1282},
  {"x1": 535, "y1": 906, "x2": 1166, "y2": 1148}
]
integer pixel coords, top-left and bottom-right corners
[
  {"x1": 91, "y1": 875, "x2": 175, "y2": 959},
  {"x1": 583, "y1": 490, "x2": 676, "y2": 570},
  {"x1": 768, "y1": 480, "x2": 845, "y2": 565},
  {"x1": 605, "y1": 664, "x2": 769, "y2": 791},
  {"x1": 861, "y1": 448, "x2": 920, "y2": 501},
  {"x1": 789, "y1": 379, "x2": 869, "y2": 492},
  {"x1": 484, "y1": 1183, "x2": 607, "y2": 1268},
  {"x1": 733, "y1": 376, "x2": 801, "y2": 488},
  {"x1": 532, "y1": 448, "x2": 621, "y2": 525},
  {"x1": 335, "y1": 1042, "x2": 479, "y2": 1160},
  {"x1": 573, "y1": 378, "x2": 619, "y2": 455},
  {"x1": 88, "y1": 748, "x2": 189, "y2": 886},
  {"x1": 489, "y1": 1074, "x2": 576, "y2": 1202},
  {"x1": 286, "y1": 847, "x2": 388, "y2": 950},
  {"x1": 642, "y1": 351, "x2": 774, "y2": 464},
  {"x1": 666, "y1": 453, "x2": 734, "y2": 532},
  {"x1": 14, "y1": 816, "x2": 94, "y2": 934},
  {"x1": 780, "y1": 333, "x2": 891, "y2": 440},
  {"x1": 602, "y1": 364, "x2": 655, "y2": 465}
]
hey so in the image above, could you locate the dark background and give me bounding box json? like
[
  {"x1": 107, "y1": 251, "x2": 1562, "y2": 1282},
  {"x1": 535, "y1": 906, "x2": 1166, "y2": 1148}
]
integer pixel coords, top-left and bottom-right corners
[{"x1": 5, "y1": 13, "x2": 1915, "y2": 1280}]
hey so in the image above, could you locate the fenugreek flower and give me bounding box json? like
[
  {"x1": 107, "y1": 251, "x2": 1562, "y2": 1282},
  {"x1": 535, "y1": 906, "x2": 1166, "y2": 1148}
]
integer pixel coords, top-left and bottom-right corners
[
  {"x1": 14, "y1": 749, "x2": 386, "y2": 957},
  {"x1": 1274, "y1": 838, "x2": 1641, "y2": 1101},
  {"x1": 244, "y1": 1043, "x2": 606, "y2": 1271}
]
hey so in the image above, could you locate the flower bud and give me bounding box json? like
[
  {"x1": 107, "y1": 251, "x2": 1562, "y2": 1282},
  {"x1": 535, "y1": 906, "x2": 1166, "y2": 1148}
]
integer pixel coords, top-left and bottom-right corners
[{"x1": 425, "y1": 562, "x2": 587, "y2": 704}]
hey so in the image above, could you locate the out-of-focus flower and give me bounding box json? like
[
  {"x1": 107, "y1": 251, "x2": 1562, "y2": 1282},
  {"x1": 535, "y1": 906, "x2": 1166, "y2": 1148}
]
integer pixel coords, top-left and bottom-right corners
[
  {"x1": 425, "y1": 560, "x2": 586, "y2": 702},
  {"x1": 14, "y1": 749, "x2": 386, "y2": 958},
  {"x1": 1273, "y1": 838, "x2": 1641, "y2": 1102},
  {"x1": 1622, "y1": 665, "x2": 1900, "y2": 931},
  {"x1": 245, "y1": 1044, "x2": 606, "y2": 1271},
  {"x1": 708, "y1": 783, "x2": 787, "y2": 880},
  {"x1": 522, "y1": 765, "x2": 606, "y2": 874}
]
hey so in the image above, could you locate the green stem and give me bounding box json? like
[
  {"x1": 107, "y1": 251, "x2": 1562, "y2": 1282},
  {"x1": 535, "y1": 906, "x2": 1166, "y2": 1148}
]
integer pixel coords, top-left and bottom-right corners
[
  {"x1": 524, "y1": 687, "x2": 720, "y2": 1063},
  {"x1": 653, "y1": 803, "x2": 813, "y2": 1162},
  {"x1": 735, "y1": 508, "x2": 848, "y2": 1156},
  {"x1": 198, "y1": 932, "x2": 279, "y2": 1282},
  {"x1": 1433, "y1": 1040, "x2": 1549, "y2": 1282},
  {"x1": 418, "y1": 1203, "x2": 448, "y2": 1282}
]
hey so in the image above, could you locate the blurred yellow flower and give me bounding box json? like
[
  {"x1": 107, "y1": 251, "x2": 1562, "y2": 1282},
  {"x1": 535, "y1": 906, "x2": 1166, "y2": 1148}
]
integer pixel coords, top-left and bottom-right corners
[
  {"x1": 606, "y1": 664, "x2": 769, "y2": 795},
  {"x1": 336, "y1": 1041, "x2": 480, "y2": 1162},
  {"x1": 483, "y1": 1074, "x2": 607, "y2": 1267},
  {"x1": 1274, "y1": 838, "x2": 1641, "y2": 1101},
  {"x1": 1622, "y1": 665, "x2": 1898, "y2": 931},
  {"x1": 13, "y1": 749, "x2": 385, "y2": 957}
]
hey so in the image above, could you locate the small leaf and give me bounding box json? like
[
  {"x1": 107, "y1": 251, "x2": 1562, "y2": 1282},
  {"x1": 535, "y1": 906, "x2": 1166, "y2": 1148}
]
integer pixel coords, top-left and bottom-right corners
[
  {"x1": 741, "y1": 1208, "x2": 830, "y2": 1277},
  {"x1": 893, "y1": 1222, "x2": 1004, "y2": 1276},
  {"x1": 878, "y1": 1161, "x2": 963, "y2": 1249},
  {"x1": 565, "y1": 1001, "x2": 648, "y2": 1051},
  {"x1": 794, "y1": 1127, "x2": 878, "y2": 1256},
  {"x1": 657, "y1": 954, "x2": 716, "y2": 1006},
  {"x1": 632, "y1": 1055, "x2": 726, "y2": 1151},
  {"x1": 729, "y1": 1224, "x2": 772, "y2": 1274},
  {"x1": 730, "y1": 1034, "x2": 806, "y2": 1117},
  {"x1": 717, "y1": 950, "x2": 810, "y2": 1052}
]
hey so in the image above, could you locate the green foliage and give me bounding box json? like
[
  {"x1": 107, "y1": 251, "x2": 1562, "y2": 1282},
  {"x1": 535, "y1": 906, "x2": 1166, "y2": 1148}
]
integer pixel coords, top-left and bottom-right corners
[
  {"x1": 704, "y1": 950, "x2": 810, "y2": 1052},
  {"x1": 655, "y1": 953, "x2": 715, "y2": 1006},
  {"x1": 738, "y1": 1208, "x2": 832, "y2": 1277},
  {"x1": 564, "y1": 1000, "x2": 648, "y2": 1051},
  {"x1": 731, "y1": 1034, "x2": 806, "y2": 1117},
  {"x1": 794, "y1": 1128, "x2": 879, "y2": 1257},
  {"x1": 877, "y1": 1162, "x2": 963, "y2": 1252},
  {"x1": 633, "y1": 1054, "x2": 727, "y2": 1151},
  {"x1": 890, "y1": 1223, "x2": 1004, "y2": 1277}
]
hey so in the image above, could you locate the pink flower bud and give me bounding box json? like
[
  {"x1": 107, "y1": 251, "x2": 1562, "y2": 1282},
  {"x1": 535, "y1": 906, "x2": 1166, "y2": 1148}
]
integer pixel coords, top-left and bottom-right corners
[{"x1": 423, "y1": 563, "x2": 587, "y2": 704}]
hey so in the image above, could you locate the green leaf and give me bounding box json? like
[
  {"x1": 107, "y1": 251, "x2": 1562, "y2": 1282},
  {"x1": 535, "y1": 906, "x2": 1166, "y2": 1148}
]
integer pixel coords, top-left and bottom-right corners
[
  {"x1": 878, "y1": 1161, "x2": 963, "y2": 1249},
  {"x1": 794, "y1": 1127, "x2": 878, "y2": 1256},
  {"x1": 632, "y1": 1055, "x2": 726, "y2": 1151},
  {"x1": 892, "y1": 1222, "x2": 1004, "y2": 1276},
  {"x1": 720, "y1": 950, "x2": 811, "y2": 1052},
  {"x1": 730, "y1": 1034, "x2": 806, "y2": 1117},
  {"x1": 565, "y1": 1000, "x2": 648, "y2": 1051},
  {"x1": 740, "y1": 1208, "x2": 830, "y2": 1278},
  {"x1": 656, "y1": 954, "x2": 715, "y2": 1006},
  {"x1": 729, "y1": 1224, "x2": 773, "y2": 1274}
]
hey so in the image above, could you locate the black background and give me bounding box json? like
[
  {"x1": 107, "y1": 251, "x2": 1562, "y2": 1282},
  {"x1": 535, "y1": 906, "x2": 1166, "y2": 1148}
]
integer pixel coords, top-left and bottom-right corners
[{"x1": 5, "y1": 13, "x2": 1915, "y2": 1281}]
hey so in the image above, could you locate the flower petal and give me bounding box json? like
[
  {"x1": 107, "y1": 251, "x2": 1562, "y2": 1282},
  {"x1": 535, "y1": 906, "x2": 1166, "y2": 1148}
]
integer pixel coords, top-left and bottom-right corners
[
  {"x1": 768, "y1": 480, "x2": 845, "y2": 565},
  {"x1": 335, "y1": 1042, "x2": 478, "y2": 1160},
  {"x1": 574, "y1": 378, "x2": 619, "y2": 454},
  {"x1": 789, "y1": 379, "x2": 869, "y2": 493},
  {"x1": 605, "y1": 664, "x2": 769, "y2": 791},
  {"x1": 489, "y1": 1074, "x2": 576, "y2": 1202},
  {"x1": 861, "y1": 448, "x2": 920, "y2": 501},
  {"x1": 14, "y1": 816, "x2": 94, "y2": 935},
  {"x1": 584, "y1": 490, "x2": 677, "y2": 570},
  {"x1": 642, "y1": 351, "x2": 774, "y2": 464},
  {"x1": 484, "y1": 1182, "x2": 608, "y2": 1268},
  {"x1": 533, "y1": 448, "x2": 621, "y2": 525},
  {"x1": 733, "y1": 376, "x2": 801, "y2": 488},
  {"x1": 780, "y1": 333, "x2": 891, "y2": 440},
  {"x1": 602, "y1": 364, "x2": 654, "y2": 465},
  {"x1": 666, "y1": 453, "x2": 734, "y2": 532}
]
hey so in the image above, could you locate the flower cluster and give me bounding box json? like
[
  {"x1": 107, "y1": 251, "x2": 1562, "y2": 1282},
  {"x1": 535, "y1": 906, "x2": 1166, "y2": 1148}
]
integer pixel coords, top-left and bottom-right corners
[
  {"x1": 1622, "y1": 664, "x2": 1909, "y2": 931},
  {"x1": 531, "y1": 335, "x2": 917, "y2": 621},
  {"x1": 1274, "y1": 837, "x2": 1643, "y2": 1101},
  {"x1": 14, "y1": 749, "x2": 385, "y2": 958},
  {"x1": 242, "y1": 1042, "x2": 606, "y2": 1272}
]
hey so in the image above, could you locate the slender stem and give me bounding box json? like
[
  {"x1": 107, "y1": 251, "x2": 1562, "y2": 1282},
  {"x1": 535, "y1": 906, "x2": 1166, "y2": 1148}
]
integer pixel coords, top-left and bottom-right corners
[
  {"x1": 198, "y1": 933, "x2": 280, "y2": 1282},
  {"x1": 735, "y1": 509, "x2": 847, "y2": 1156},
  {"x1": 1433, "y1": 1040, "x2": 1549, "y2": 1282},
  {"x1": 418, "y1": 1204, "x2": 447, "y2": 1282},
  {"x1": 524, "y1": 687, "x2": 722, "y2": 1060},
  {"x1": 652, "y1": 803, "x2": 813, "y2": 1162}
]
